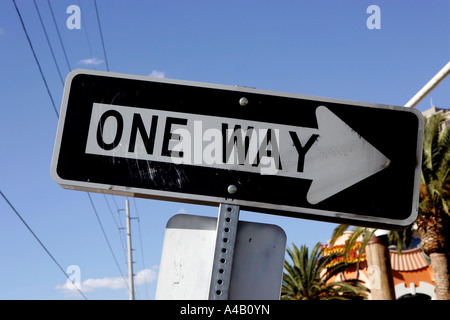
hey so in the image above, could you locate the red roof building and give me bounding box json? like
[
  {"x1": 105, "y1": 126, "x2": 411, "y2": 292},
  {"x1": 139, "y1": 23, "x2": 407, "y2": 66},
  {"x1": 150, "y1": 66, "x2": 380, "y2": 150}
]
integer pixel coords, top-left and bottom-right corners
[{"x1": 323, "y1": 231, "x2": 436, "y2": 300}]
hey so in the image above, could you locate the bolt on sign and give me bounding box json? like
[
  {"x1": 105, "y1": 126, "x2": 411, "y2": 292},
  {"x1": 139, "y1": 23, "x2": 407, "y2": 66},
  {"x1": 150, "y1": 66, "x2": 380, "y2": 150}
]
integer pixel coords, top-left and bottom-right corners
[{"x1": 51, "y1": 69, "x2": 424, "y2": 229}]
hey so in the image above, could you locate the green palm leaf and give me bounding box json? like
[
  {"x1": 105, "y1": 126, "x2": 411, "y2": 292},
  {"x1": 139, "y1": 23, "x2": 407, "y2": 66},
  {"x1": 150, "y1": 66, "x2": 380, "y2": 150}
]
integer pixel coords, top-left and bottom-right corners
[{"x1": 281, "y1": 242, "x2": 370, "y2": 300}]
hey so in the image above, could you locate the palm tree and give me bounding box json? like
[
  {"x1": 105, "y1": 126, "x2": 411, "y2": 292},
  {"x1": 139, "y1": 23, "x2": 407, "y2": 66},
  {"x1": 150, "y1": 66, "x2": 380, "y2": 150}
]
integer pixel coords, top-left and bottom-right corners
[
  {"x1": 330, "y1": 225, "x2": 374, "y2": 260},
  {"x1": 331, "y1": 225, "x2": 412, "y2": 258},
  {"x1": 281, "y1": 242, "x2": 369, "y2": 300},
  {"x1": 416, "y1": 113, "x2": 450, "y2": 300}
]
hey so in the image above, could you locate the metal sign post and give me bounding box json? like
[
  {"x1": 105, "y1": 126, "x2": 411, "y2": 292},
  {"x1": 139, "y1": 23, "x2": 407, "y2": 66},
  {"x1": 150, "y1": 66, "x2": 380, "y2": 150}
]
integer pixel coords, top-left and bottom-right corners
[{"x1": 208, "y1": 203, "x2": 240, "y2": 300}]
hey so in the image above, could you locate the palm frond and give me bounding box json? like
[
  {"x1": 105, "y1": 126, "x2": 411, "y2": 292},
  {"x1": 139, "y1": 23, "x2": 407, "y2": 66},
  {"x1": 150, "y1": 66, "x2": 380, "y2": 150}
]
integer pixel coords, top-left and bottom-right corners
[
  {"x1": 388, "y1": 226, "x2": 414, "y2": 254},
  {"x1": 419, "y1": 113, "x2": 450, "y2": 220},
  {"x1": 330, "y1": 224, "x2": 350, "y2": 246},
  {"x1": 343, "y1": 227, "x2": 365, "y2": 261},
  {"x1": 282, "y1": 242, "x2": 369, "y2": 300}
]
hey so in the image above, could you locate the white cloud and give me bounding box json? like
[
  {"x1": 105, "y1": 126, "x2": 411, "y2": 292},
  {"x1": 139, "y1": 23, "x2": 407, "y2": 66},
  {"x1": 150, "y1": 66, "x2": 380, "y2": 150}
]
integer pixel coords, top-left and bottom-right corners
[
  {"x1": 56, "y1": 268, "x2": 158, "y2": 294},
  {"x1": 78, "y1": 57, "x2": 104, "y2": 66},
  {"x1": 82, "y1": 276, "x2": 126, "y2": 291},
  {"x1": 134, "y1": 268, "x2": 158, "y2": 286},
  {"x1": 149, "y1": 70, "x2": 166, "y2": 78}
]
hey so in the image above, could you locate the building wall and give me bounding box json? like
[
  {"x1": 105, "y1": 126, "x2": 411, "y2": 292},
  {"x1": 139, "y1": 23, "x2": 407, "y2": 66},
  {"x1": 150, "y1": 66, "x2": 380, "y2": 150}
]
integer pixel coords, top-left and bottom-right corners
[
  {"x1": 422, "y1": 106, "x2": 450, "y2": 128},
  {"x1": 323, "y1": 232, "x2": 437, "y2": 300}
]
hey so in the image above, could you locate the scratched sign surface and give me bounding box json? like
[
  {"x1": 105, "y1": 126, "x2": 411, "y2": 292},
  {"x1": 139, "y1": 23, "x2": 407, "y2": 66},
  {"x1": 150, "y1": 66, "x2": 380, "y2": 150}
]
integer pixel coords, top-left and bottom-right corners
[{"x1": 51, "y1": 69, "x2": 424, "y2": 228}]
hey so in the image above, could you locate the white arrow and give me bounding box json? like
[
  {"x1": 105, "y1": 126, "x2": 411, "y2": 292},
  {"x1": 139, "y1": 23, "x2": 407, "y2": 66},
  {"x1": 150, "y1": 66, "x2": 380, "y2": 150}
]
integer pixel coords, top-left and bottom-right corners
[
  {"x1": 85, "y1": 103, "x2": 391, "y2": 205},
  {"x1": 304, "y1": 106, "x2": 390, "y2": 204}
]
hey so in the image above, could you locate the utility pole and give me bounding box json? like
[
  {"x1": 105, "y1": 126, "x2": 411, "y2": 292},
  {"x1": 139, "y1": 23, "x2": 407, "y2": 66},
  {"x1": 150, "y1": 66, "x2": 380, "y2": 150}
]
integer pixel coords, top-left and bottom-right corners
[{"x1": 125, "y1": 199, "x2": 135, "y2": 300}]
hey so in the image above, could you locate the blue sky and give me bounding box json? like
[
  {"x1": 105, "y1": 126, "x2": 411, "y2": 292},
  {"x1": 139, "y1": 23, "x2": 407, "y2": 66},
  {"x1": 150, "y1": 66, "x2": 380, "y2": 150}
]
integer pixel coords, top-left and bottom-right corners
[{"x1": 0, "y1": 0, "x2": 449, "y2": 300}]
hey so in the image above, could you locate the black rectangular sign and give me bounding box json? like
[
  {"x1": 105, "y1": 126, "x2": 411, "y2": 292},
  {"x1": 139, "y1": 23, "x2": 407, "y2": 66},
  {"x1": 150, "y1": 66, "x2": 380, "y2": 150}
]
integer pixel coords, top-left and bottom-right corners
[{"x1": 51, "y1": 69, "x2": 424, "y2": 229}]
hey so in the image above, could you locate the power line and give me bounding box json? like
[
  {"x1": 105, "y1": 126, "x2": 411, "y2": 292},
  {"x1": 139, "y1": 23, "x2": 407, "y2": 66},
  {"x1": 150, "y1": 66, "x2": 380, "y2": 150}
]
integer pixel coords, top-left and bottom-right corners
[
  {"x1": 33, "y1": 0, "x2": 65, "y2": 86},
  {"x1": 15, "y1": 0, "x2": 128, "y2": 299},
  {"x1": 77, "y1": 0, "x2": 96, "y2": 70},
  {"x1": 87, "y1": 192, "x2": 129, "y2": 290},
  {"x1": 0, "y1": 190, "x2": 88, "y2": 300},
  {"x1": 12, "y1": 0, "x2": 59, "y2": 119},
  {"x1": 41, "y1": 0, "x2": 127, "y2": 279},
  {"x1": 103, "y1": 194, "x2": 128, "y2": 263},
  {"x1": 94, "y1": 0, "x2": 110, "y2": 71},
  {"x1": 47, "y1": 0, "x2": 72, "y2": 72}
]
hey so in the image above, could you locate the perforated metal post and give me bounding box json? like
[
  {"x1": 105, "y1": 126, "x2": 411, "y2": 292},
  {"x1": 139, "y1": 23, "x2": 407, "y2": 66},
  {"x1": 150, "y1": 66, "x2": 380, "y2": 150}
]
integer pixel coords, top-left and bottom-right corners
[{"x1": 208, "y1": 203, "x2": 240, "y2": 300}]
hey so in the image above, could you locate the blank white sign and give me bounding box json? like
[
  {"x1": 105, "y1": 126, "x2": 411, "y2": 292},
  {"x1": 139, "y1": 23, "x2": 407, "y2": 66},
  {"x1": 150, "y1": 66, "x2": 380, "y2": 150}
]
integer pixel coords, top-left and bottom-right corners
[{"x1": 155, "y1": 214, "x2": 286, "y2": 300}]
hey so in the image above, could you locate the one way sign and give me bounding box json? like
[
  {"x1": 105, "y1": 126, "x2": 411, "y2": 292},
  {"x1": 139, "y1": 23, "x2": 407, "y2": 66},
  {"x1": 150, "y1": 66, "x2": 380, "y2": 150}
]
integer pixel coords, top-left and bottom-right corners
[{"x1": 51, "y1": 69, "x2": 424, "y2": 229}]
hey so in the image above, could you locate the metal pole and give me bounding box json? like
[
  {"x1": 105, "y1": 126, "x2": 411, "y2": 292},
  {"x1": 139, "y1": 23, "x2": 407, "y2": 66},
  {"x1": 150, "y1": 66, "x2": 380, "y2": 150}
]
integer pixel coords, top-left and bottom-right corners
[
  {"x1": 125, "y1": 199, "x2": 135, "y2": 300},
  {"x1": 209, "y1": 203, "x2": 240, "y2": 300},
  {"x1": 405, "y1": 61, "x2": 450, "y2": 108}
]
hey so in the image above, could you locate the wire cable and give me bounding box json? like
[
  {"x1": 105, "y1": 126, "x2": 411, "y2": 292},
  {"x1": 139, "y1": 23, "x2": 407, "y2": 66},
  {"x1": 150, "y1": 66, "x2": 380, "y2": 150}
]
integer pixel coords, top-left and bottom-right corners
[
  {"x1": 14, "y1": 0, "x2": 126, "y2": 298},
  {"x1": 33, "y1": 0, "x2": 65, "y2": 86},
  {"x1": 12, "y1": 0, "x2": 59, "y2": 119},
  {"x1": 47, "y1": 0, "x2": 72, "y2": 72},
  {"x1": 87, "y1": 193, "x2": 129, "y2": 290},
  {"x1": 77, "y1": 0, "x2": 96, "y2": 70},
  {"x1": 103, "y1": 194, "x2": 128, "y2": 264},
  {"x1": 0, "y1": 190, "x2": 88, "y2": 300},
  {"x1": 94, "y1": 0, "x2": 110, "y2": 71}
]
